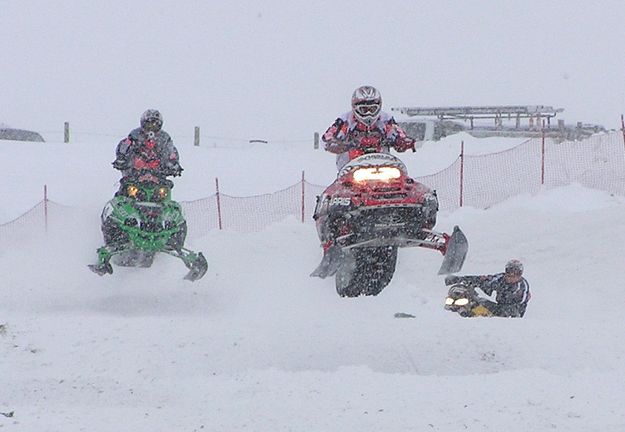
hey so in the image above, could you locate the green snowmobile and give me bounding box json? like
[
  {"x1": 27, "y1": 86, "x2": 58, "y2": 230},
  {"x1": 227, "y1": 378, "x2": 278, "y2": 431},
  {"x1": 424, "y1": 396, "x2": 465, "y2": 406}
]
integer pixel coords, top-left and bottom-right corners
[{"x1": 88, "y1": 172, "x2": 208, "y2": 281}]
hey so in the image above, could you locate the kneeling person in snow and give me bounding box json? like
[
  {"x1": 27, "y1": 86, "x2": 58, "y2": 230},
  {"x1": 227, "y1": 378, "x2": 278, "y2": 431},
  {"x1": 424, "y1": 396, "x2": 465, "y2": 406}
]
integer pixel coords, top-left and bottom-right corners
[{"x1": 445, "y1": 259, "x2": 531, "y2": 318}]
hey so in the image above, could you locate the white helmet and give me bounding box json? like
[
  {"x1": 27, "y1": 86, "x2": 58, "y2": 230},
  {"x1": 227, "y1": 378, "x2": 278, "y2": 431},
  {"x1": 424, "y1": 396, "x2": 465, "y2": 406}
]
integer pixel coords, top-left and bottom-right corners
[
  {"x1": 351, "y1": 85, "x2": 382, "y2": 126},
  {"x1": 140, "y1": 109, "x2": 163, "y2": 132}
]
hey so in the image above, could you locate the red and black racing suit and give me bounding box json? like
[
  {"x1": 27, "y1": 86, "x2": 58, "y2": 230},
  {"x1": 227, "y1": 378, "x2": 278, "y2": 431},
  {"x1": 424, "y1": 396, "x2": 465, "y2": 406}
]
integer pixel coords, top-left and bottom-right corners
[{"x1": 322, "y1": 111, "x2": 415, "y2": 169}]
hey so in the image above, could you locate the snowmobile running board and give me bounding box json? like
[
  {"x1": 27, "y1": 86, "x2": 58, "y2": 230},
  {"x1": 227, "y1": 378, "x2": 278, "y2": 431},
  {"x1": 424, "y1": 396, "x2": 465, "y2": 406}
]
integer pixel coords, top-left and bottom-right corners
[{"x1": 310, "y1": 226, "x2": 468, "y2": 278}]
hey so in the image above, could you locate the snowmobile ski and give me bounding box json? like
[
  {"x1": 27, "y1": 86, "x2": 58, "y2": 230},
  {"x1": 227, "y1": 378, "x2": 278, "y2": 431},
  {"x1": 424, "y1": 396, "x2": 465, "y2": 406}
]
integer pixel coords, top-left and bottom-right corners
[{"x1": 437, "y1": 226, "x2": 468, "y2": 275}]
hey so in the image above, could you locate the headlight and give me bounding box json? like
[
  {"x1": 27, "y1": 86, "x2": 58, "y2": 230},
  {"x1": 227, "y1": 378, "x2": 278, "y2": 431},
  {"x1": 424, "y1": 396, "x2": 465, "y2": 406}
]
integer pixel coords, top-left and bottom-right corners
[
  {"x1": 445, "y1": 297, "x2": 454, "y2": 305},
  {"x1": 353, "y1": 166, "x2": 401, "y2": 182},
  {"x1": 127, "y1": 184, "x2": 139, "y2": 198},
  {"x1": 157, "y1": 186, "x2": 169, "y2": 200},
  {"x1": 454, "y1": 298, "x2": 469, "y2": 306}
]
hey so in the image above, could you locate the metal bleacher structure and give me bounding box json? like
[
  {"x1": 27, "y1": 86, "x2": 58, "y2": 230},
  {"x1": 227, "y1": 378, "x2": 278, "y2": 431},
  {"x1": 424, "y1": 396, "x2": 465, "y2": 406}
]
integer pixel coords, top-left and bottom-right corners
[{"x1": 391, "y1": 105, "x2": 606, "y2": 142}]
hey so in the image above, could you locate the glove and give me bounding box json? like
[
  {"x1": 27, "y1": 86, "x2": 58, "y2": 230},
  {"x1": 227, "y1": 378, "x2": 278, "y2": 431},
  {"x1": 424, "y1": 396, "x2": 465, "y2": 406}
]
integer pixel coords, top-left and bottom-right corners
[
  {"x1": 445, "y1": 275, "x2": 461, "y2": 286},
  {"x1": 165, "y1": 163, "x2": 183, "y2": 177},
  {"x1": 395, "y1": 137, "x2": 416, "y2": 153},
  {"x1": 326, "y1": 138, "x2": 352, "y2": 154},
  {"x1": 112, "y1": 158, "x2": 129, "y2": 170}
]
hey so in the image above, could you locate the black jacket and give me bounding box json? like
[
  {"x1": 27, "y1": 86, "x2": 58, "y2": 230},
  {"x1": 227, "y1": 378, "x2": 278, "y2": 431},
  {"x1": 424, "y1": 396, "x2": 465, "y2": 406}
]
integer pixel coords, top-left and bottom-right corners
[{"x1": 112, "y1": 128, "x2": 182, "y2": 177}]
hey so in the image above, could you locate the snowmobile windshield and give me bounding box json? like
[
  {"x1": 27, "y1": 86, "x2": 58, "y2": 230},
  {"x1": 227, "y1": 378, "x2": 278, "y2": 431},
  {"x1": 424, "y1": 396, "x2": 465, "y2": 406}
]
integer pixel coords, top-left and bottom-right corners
[
  {"x1": 449, "y1": 285, "x2": 471, "y2": 297},
  {"x1": 338, "y1": 153, "x2": 408, "y2": 179}
]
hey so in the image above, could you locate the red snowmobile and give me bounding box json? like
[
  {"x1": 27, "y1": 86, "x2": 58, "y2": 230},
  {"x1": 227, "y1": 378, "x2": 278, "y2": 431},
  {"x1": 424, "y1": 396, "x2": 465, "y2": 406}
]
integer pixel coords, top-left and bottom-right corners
[{"x1": 311, "y1": 151, "x2": 468, "y2": 297}]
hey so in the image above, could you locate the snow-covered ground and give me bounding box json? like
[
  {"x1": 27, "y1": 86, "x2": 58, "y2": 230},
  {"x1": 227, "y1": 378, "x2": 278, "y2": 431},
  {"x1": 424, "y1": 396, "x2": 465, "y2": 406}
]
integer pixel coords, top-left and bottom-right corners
[{"x1": 2, "y1": 136, "x2": 625, "y2": 431}]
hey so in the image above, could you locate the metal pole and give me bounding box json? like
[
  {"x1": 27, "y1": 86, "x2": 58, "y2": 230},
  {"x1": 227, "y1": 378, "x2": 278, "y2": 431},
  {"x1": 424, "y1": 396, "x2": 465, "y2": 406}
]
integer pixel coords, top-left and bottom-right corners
[
  {"x1": 215, "y1": 177, "x2": 223, "y2": 230},
  {"x1": 541, "y1": 120, "x2": 546, "y2": 185},
  {"x1": 301, "y1": 170, "x2": 305, "y2": 223},
  {"x1": 64, "y1": 122, "x2": 70, "y2": 143},
  {"x1": 313, "y1": 132, "x2": 319, "y2": 149},
  {"x1": 459, "y1": 141, "x2": 464, "y2": 208}
]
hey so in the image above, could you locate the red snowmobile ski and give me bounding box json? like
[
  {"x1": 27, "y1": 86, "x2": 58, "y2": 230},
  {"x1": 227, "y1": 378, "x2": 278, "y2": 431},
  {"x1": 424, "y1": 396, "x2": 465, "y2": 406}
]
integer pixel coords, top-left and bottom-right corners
[{"x1": 311, "y1": 152, "x2": 468, "y2": 297}]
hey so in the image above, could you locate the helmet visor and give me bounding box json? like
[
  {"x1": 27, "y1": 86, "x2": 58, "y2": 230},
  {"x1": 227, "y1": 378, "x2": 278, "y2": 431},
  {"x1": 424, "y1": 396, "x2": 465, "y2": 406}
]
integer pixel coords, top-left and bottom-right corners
[
  {"x1": 143, "y1": 118, "x2": 162, "y2": 132},
  {"x1": 504, "y1": 270, "x2": 522, "y2": 283}
]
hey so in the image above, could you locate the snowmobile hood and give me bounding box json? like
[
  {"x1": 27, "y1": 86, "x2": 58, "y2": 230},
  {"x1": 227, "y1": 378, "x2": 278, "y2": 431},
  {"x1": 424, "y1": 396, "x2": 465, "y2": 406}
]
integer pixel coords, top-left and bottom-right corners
[{"x1": 338, "y1": 153, "x2": 408, "y2": 179}]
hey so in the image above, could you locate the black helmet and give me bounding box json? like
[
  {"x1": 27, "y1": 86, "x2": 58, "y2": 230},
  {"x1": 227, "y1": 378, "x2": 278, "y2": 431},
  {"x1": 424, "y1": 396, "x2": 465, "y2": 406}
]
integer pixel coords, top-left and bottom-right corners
[
  {"x1": 140, "y1": 109, "x2": 163, "y2": 132},
  {"x1": 505, "y1": 259, "x2": 523, "y2": 275}
]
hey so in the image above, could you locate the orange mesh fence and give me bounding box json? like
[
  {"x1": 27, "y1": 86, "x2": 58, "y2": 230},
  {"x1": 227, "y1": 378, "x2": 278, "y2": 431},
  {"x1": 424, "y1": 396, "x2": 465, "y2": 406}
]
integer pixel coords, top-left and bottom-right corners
[
  {"x1": 182, "y1": 181, "x2": 326, "y2": 237},
  {"x1": 415, "y1": 158, "x2": 462, "y2": 211},
  {"x1": 3, "y1": 131, "x2": 625, "y2": 238},
  {"x1": 0, "y1": 201, "x2": 47, "y2": 242},
  {"x1": 0, "y1": 200, "x2": 75, "y2": 241},
  {"x1": 463, "y1": 138, "x2": 543, "y2": 208},
  {"x1": 543, "y1": 132, "x2": 625, "y2": 194},
  {"x1": 179, "y1": 196, "x2": 219, "y2": 238}
]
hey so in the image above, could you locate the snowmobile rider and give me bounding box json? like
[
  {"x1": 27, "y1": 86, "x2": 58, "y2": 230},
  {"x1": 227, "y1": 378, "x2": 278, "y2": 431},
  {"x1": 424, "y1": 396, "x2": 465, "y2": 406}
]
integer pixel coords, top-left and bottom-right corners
[
  {"x1": 444, "y1": 259, "x2": 531, "y2": 318},
  {"x1": 322, "y1": 85, "x2": 416, "y2": 169},
  {"x1": 112, "y1": 109, "x2": 183, "y2": 179}
]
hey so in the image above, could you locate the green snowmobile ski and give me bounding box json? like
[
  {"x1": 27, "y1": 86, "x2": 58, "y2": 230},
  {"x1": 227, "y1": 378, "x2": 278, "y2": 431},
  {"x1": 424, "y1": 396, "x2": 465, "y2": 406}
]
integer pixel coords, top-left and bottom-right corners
[{"x1": 88, "y1": 172, "x2": 207, "y2": 281}]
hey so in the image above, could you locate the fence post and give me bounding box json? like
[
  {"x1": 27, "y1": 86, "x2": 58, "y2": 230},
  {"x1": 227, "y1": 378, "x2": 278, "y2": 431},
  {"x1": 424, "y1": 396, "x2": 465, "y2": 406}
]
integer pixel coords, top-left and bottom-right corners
[
  {"x1": 541, "y1": 120, "x2": 546, "y2": 186},
  {"x1": 64, "y1": 122, "x2": 70, "y2": 143},
  {"x1": 313, "y1": 132, "x2": 319, "y2": 149},
  {"x1": 44, "y1": 184, "x2": 48, "y2": 233},
  {"x1": 194, "y1": 126, "x2": 200, "y2": 146},
  {"x1": 301, "y1": 170, "x2": 305, "y2": 223},
  {"x1": 621, "y1": 114, "x2": 625, "y2": 153},
  {"x1": 215, "y1": 177, "x2": 223, "y2": 230},
  {"x1": 459, "y1": 140, "x2": 464, "y2": 208}
]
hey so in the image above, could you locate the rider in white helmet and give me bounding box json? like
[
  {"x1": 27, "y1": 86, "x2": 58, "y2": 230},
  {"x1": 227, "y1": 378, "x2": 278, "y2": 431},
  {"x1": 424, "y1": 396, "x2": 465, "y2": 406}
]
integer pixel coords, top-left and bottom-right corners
[
  {"x1": 112, "y1": 109, "x2": 183, "y2": 178},
  {"x1": 322, "y1": 85, "x2": 416, "y2": 169}
]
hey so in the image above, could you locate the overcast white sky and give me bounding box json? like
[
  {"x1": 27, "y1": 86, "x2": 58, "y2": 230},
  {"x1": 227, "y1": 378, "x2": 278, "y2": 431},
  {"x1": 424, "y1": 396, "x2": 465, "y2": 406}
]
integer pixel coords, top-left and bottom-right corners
[{"x1": 2, "y1": 0, "x2": 625, "y2": 143}]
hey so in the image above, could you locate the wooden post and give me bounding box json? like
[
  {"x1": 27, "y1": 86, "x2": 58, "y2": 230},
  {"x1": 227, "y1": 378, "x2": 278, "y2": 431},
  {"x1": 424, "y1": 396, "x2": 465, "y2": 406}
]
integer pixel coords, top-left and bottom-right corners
[
  {"x1": 44, "y1": 184, "x2": 48, "y2": 233},
  {"x1": 301, "y1": 170, "x2": 305, "y2": 223},
  {"x1": 621, "y1": 114, "x2": 625, "y2": 152},
  {"x1": 215, "y1": 177, "x2": 223, "y2": 230},
  {"x1": 541, "y1": 120, "x2": 546, "y2": 185},
  {"x1": 63, "y1": 122, "x2": 70, "y2": 143},
  {"x1": 459, "y1": 140, "x2": 464, "y2": 208},
  {"x1": 194, "y1": 126, "x2": 200, "y2": 146},
  {"x1": 313, "y1": 132, "x2": 319, "y2": 149}
]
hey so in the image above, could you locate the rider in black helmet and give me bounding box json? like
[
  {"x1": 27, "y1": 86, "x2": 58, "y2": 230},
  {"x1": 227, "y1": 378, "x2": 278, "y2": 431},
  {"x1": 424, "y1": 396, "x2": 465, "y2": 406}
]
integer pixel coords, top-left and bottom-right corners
[{"x1": 112, "y1": 109, "x2": 183, "y2": 178}]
